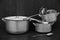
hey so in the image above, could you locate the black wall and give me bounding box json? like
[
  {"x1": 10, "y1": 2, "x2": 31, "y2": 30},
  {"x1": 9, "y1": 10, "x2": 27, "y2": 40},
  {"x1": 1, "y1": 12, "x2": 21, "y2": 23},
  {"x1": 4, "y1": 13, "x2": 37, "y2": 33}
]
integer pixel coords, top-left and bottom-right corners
[
  {"x1": 0, "y1": 0, "x2": 60, "y2": 17},
  {"x1": 0, "y1": 0, "x2": 60, "y2": 30}
]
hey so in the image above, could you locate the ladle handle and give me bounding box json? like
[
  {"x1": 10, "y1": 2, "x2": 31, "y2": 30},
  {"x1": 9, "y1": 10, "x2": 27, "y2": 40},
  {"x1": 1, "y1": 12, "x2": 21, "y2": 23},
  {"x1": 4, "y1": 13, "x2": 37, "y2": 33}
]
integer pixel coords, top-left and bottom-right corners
[
  {"x1": 29, "y1": 14, "x2": 39, "y2": 18},
  {"x1": 28, "y1": 17, "x2": 44, "y2": 23}
]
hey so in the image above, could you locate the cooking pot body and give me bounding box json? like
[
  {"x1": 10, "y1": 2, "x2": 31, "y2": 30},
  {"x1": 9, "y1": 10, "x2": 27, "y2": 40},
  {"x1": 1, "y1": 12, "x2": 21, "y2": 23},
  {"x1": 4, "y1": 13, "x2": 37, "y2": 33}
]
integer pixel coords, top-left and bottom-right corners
[
  {"x1": 34, "y1": 23, "x2": 51, "y2": 33},
  {"x1": 2, "y1": 16, "x2": 29, "y2": 34},
  {"x1": 6, "y1": 20, "x2": 29, "y2": 34}
]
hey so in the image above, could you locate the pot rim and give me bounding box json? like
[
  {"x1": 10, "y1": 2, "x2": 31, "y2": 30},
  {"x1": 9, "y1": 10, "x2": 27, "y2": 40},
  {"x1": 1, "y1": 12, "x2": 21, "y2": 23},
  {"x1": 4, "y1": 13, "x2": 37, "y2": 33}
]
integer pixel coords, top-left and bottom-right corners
[
  {"x1": 42, "y1": 22, "x2": 48, "y2": 24},
  {"x1": 2, "y1": 16, "x2": 29, "y2": 21}
]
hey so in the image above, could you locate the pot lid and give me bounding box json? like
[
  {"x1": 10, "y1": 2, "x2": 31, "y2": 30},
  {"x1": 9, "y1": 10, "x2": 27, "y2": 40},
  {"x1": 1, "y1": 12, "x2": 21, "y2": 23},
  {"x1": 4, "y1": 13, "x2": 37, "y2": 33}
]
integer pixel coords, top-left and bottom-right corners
[{"x1": 4, "y1": 16, "x2": 28, "y2": 20}]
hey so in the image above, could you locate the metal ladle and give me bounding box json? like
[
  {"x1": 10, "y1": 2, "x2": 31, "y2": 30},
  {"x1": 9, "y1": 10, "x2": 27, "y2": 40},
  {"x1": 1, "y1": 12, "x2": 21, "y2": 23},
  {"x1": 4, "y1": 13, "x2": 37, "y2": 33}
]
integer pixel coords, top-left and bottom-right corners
[{"x1": 24, "y1": 8, "x2": 46, "y2": 23}]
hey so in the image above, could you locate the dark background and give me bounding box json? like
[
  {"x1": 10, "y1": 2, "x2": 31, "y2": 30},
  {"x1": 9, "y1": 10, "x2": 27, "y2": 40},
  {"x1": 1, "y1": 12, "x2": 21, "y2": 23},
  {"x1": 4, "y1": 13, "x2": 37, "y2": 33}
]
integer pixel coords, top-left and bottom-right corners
[
  {"x1": 0, "y1": 0, "x2": 60, "y2": 40},
  {"x1": 0, "y1": 0, "x2": 60, "y2": 17},
  {"x1": 0, "y1": 0, "x2": 60, "y2": 30}
]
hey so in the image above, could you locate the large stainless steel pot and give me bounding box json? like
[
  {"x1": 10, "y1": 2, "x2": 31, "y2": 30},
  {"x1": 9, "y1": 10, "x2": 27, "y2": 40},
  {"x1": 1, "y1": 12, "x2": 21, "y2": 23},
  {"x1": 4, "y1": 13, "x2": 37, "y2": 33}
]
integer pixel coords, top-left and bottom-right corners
[{"x1": 2, "y1": 16, "x2": 29, "y2": 34}]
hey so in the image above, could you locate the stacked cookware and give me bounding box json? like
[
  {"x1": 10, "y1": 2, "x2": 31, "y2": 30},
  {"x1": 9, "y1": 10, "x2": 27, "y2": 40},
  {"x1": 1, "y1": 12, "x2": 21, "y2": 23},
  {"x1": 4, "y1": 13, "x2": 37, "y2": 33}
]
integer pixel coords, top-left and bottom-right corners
[{"x1": 2, "y1": 7, "x2": 59, "y2": 35}]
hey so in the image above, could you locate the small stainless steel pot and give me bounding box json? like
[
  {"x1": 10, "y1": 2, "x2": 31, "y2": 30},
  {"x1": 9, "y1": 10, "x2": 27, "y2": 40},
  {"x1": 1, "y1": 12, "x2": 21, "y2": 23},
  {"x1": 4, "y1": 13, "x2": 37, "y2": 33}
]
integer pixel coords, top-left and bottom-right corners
[{"x1": 33, "y1": 22, "x2": 52, "y2": 32}]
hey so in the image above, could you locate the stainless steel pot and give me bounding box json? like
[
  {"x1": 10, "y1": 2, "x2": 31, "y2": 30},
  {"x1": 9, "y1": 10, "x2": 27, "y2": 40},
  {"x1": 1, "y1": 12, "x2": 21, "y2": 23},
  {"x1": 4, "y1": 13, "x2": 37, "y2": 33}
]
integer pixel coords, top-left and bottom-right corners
[
  {"x1": 2, "y1": 16, "x2": 29, "y2": 34},
  {"x1": 33, "y1": 22, "x2": 52, "y2": 32}
]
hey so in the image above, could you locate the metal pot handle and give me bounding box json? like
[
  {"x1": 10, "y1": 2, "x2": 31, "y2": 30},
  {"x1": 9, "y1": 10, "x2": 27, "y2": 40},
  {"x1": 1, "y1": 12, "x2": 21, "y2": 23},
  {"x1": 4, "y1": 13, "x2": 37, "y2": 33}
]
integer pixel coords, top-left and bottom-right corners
[
  {"x1": 33, "y1": 23, "x2": 37, "y2": 26},
  {"x1": 2, "y1": 18, "x2": 6, "y2": 22},
  {"x1": 56, "y1": 12, "x2": 60, "y2": 16}
]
